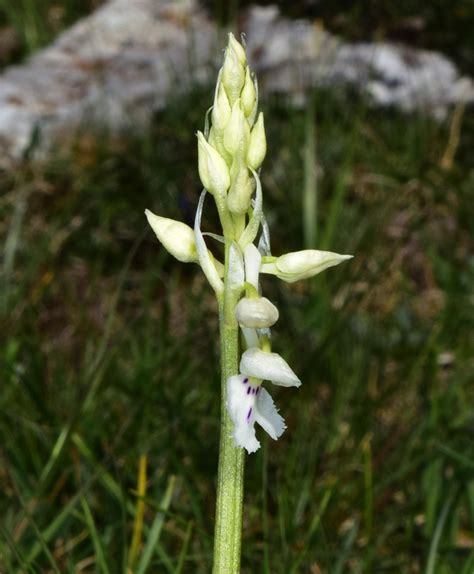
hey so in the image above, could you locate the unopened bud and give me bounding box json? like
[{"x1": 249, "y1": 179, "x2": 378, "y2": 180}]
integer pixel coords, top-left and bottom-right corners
[
  {"x1": 197, "y1": 131, "x2": 230, "y2": 197},
  {"x1": 212, "y1": 83, "x2": 231, "y2": 132},
  {"x1": 228, "y1": 32, "x2": 247, "y2": 66},
  {"x1": 261, "y1": 250, "x2": 353, "y2": 283},
  {"x1": 222, "y1": 37, "x2": 246, "y2": 104},
  {"x1": 208, "y1": 127, "x2": 231, "y2": 164},
  {"x1": 224, "y1": 99, "x2": 250, "y2": 157},
  {"x1": 241, "y1": 68, "x2": 257, "y2": 118},
  {"x1": 145, "y1": 210, "x2": 197, "y2": 263},
  {"x1": 236, "y1": 297, "x2": 279, "y2": 328},
  {"x1": 246, "y1": 112, "x2": 266, "y2": 170},
  {"x1": 227, "y1": 161, "x2": 254, "y2": 214}
]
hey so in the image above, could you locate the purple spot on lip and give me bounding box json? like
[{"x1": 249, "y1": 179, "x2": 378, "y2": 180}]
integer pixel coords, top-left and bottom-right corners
[
  {"x1": 247, "y1": 387, "x2": 251, "y2": 395},
  {"x1": 243, "y1": 378, "x2": 249, "y2": 384},
  {"x1": 247, "y1": 407, "x2": 252, "y2": 420},
  {"x1": 256, "y1": 387, "x2": 260, "y2": 394}
]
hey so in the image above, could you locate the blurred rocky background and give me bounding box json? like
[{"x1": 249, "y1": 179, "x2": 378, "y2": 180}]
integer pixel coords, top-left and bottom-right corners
[
  {"x1": 0, "y1": 0, "x2": 472, "y2": 165},
  {"x1": 1, "y1": 2, "x2": 473, "y2": 573}
]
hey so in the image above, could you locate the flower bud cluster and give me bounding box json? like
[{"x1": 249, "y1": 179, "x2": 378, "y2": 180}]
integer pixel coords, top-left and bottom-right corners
[{"x1": 197, "y1": 33, "x2": 266, "y2": 218}]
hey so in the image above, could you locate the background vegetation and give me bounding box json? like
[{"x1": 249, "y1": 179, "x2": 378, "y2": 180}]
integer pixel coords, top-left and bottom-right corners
[{"x1": 0, "y1": 1, "x2": 473, "y2": 573}]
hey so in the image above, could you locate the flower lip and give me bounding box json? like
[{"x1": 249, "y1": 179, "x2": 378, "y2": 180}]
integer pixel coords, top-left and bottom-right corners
[{"x1": 227, "y1": 374, "x2": 286, "y2": 454}]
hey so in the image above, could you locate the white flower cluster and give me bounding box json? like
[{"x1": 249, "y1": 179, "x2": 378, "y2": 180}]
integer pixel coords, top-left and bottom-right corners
[{"x1": 145, "y1": 34, "x2": 352, "y2": 454}]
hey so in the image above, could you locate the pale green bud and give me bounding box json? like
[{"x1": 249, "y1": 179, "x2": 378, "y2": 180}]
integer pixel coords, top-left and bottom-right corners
[
  {"x1": 222, "y1": 37, "x2": 246, "y2": 104},
  {"x1": 197, "y1": 131, "x2": 230, "y2": 197},
  {"x1": 227, "y1": 160, "x2": 254, "y2": 214},
  {"x1": 228, "y1": 32, "x2": 247, "y2": 66},
  {"x1": 261, "y1": 250, "x2": 353, "y2": 283},
  {"x1": 145, "y1": 210, "x2": 197, "y2": 263},
  {"x1": 208, "y1": 127, "x2": 231, "y2": 165},
  {"x1": 241, "y1": 67, "x2": 257, "y2": 118},
  {"x1": 212, "y1": 83, "x2": 231, "y2": 132},
  {"x1": 236, "y1": 297, "x2": 279, "y2": 328},
  {"x1": 223, "y1": 99, "x2": 250, "y2": 157},
  {"x1": 246, "y1": 112, "x2": 267, "y2": 170}
]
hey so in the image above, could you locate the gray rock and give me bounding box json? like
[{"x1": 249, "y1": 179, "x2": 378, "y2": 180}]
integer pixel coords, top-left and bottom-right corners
[
  {"x1": 243, "y1": 5, "x2": 474, "y2": 118},
  {"x1": 0, "y1": 0, "x2": 471, "y2": 166}
]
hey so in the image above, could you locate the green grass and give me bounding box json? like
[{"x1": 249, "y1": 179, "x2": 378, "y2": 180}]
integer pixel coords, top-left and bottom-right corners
[
  {"x1": 0, "y1": 4, "x2": 474, "y2": 571},
  {"x1": 1, "y1": 83, "x2": 472, "y2": 573}
]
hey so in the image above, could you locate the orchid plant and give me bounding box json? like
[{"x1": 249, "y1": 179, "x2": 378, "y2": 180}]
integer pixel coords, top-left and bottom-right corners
[{"x1": 145, "y1": 33, "x2": 352, "y2": 574}]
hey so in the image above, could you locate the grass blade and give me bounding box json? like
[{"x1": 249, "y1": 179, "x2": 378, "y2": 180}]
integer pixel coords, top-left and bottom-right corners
[
  {"x1": 81, "y1": 497, "x2": 111, "y2": 574},
  {"x1": 136, "y1": 475, "x2": 177, "y2": 574}
]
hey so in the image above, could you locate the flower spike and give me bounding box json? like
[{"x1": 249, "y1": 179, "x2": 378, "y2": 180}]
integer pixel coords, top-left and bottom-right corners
[{"x1": 145, "y1": 32, "x2": 352, "y2": 470}]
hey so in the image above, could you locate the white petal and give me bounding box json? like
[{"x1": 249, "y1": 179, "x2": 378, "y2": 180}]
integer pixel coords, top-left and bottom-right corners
[
  {"x1": 243, "y1": 243, "x2": 261, "y2": 289},
  {"x1": 236, "y1": 297, "x2": 279, "y2": 328},
  {"x1": 194, "y1": 191, "x2": 224, "y2": 295},
  {"x1": 226, "y1": 375, "x2": 260, "y2": 453},
  {"x1": 145, "y1": 210, "x2": 197, "y2": 263},
  {"x1": 261, "y1": 250, "x2": 353, "y2": 283},
  {"x1": 240, "y1": 348, "x2": 301, "y2": 387},
  {"x1": 255, "y1": 387, "x2": 286, "y2": 440}
]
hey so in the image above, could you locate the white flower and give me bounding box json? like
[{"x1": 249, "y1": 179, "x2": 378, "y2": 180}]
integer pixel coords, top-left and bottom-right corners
[
  {"x1": 226, "y1": 348, "x2": 301, "y2": 453},
  {"x1": 227, "y1": 375, "x2": 286, "y2": 454},
  {"x1": 240, "y1": 348, "x2": 301, "y2": 388},
  {"x1": 145, "y1": 210, "x2": 197, "y2": 263},
  {"x1": 236, "y1": 297, "x2": 279, "y2": 328},
  {"x1": 261, "y1": 249, "x2": 353, "y2": 283}
]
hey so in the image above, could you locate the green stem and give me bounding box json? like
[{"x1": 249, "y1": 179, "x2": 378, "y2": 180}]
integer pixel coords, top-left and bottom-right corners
[{"x1": 212, "y1": 241, "x2": 245, "y2": 574}]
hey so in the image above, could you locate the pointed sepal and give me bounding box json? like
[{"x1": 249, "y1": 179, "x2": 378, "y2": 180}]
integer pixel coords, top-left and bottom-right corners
[
  {"x1": 261, "y1": 250, "x2": 353, "y2": 283},
  {"x1": 145, "y1": 210, "x2": 198, "y2": 263}
]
